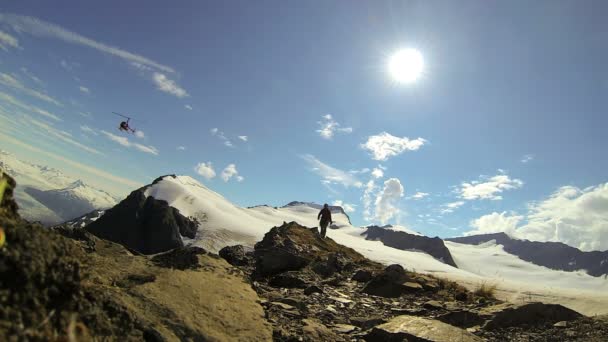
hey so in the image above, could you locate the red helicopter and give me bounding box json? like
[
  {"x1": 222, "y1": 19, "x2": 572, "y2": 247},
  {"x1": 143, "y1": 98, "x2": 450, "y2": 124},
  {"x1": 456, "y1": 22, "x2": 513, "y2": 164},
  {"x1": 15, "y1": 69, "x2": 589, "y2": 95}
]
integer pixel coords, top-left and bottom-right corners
[{"x1": 112, "y1": 112, "x2": 137, "y2": 134}]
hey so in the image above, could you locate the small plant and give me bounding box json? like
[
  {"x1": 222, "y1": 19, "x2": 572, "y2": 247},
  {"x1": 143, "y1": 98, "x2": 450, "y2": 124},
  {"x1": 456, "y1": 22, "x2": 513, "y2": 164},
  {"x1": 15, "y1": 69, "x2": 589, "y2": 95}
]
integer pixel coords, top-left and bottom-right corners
[{"x1": 474, "y1": 282, "x2": 497, "y2": 299}]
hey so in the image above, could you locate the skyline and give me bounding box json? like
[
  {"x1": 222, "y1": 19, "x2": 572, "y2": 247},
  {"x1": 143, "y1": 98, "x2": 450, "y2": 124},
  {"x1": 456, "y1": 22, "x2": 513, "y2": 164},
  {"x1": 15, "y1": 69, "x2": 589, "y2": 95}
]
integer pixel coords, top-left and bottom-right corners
[{"x1": 0, "y1": 1, "x2": 606, "y2": 251}]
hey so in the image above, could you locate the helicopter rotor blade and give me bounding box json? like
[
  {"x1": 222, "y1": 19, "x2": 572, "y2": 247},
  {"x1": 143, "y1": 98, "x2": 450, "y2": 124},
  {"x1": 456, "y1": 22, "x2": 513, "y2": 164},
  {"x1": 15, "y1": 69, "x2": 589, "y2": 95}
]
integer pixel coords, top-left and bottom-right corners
[{"x1": 111, "y1": 112, "x2": 132, "y2": 119}]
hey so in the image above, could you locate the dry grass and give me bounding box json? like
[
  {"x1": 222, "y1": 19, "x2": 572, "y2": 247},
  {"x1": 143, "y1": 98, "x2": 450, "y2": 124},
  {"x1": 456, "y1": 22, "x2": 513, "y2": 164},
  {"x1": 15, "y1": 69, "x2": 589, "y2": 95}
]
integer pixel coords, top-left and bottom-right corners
[{"x1": 474, "y1": 282, "x2": 498, "y2": 299}]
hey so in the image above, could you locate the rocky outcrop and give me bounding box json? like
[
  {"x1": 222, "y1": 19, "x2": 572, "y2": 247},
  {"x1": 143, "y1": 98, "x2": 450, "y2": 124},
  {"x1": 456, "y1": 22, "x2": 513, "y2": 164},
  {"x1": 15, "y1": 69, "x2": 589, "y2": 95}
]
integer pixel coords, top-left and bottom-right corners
[
  {"x1": 86, "y1": 186, "x2": 198, "y2": 254},
  {"x1": 363, "y1": 226, "x2": 458, "y2": 267},
  {"x1": 361, "y1": 264, "x2": 424, "y2": 298},
  {"x1": 447, "y1": 233, "x2": 608, "y2": 277}
]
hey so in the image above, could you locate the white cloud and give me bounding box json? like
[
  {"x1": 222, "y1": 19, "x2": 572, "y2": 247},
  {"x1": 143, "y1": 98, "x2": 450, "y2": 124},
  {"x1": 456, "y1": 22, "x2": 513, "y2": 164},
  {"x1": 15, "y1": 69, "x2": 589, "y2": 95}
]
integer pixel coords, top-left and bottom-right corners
[
  {"x1": 374, "y1": 178, "x2": 405, "y2": 224},
  {"x1": 77, "y1": 111, "x2": 92, "y2": 118},
  {"x1": 194, "y1": 162, "x2": 216, "y2": 180},
  {"x1": 0, "y1": 30, "x2": 19, "y2": 50},
  {"x1": 101, "y1": 130, "x2": 158, "y2": 155},
  {"x1": 210, "y1": 128, "x2": 219, "y2": 135},
  {"x1": 79, "y1": 86, "x2": 90, "y2": 94},
  {"x1": 221, "y1": 164, "x2": 244, "y2": 182},
  {"x1": 521, "y1": 154, "x2": 534, "y2": 163},
  {"x1": 333, "y1": 200, "x2": 356, "y2": 213},
  {"x1": 361, "y1": 132, "x2": 426, "y2": 161},
  {"x1": 349, "y1": 168, "x2": 370, "y2": 175},
  {"x1": 134, "y1": 130, "x2": 145, "y2": 139},
  {"x1": 441, "y1": 201, "x2": 465, "y2": 214},
  {"x1": 0, "y1": 73, "x2": 62, "y2": 106},
  {"x1": 362, "y1": 180, "x2": 377, "y2": 221},
  {"x1": 301, "y1": 154, "x2": 363, "y2": 188},
  {"x1": 411, "y1": 192, "x2": 429, "y2": 199},
  {"x1": 0, "y1": 91, "x2": 61, "y2": 121},
  {"x1": 466, "y1": 183, "x2": 608, "y2": 251},
  {"x1": 152, "y1": 72, "x2": 188, "y2": 98},
  {"x1": 80, "y1": 125, "x2": 98, "y2": 135},
  {"x1": 238, "y1": 135, "x2": 248, "y2": 142},
  {"x1": 316, "y1": 114, "x2": 353, "y2": 139},
  {"x1": 60, "y1": 59, "x2": 78, "y2": 71},
  {"x1": 0, "y1": 14, "x2": 174, "y2": 73},
  {"x1": 184, "y1": 104, "x2": 193, "y2": 110},
  {"x1": 460, "y1": 174, "x2": 523, "y2": 200},
  {"x1": 371, "y1": 167, "x2": 384, "y2": 179},
  {"x1": 177, "y1": 146, "x2": 186, "y2": 151},
  {"x1": 467, "y1": 211, "x2": 523, "y2": 236}
]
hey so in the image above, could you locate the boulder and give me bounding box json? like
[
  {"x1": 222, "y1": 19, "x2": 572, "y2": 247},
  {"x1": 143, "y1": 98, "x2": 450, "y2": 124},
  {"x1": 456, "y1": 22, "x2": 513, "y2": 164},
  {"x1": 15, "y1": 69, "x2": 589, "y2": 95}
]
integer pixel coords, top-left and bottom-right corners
[
  {"x1": 302, "y1": 319, "x2": 344, "y2": 341},
  {"x1": 482, "y1": 302, "x2": 583, "y2": 330},
  {"x1": 312, "y1": 253, "x2": 350, "y2": 278},
  {"x1": 364, "y1": 315, "x2": 483, "y2": 342},
  {"x1": 437, "y1": 310, "x2": 485, "y2": 328},
  {"x1": 304, "y1": 285, "x2": 323, "y2": 295},
  {"x1": 350, "y1": 317, "x2": 386, "y2": 330},
  {"x1": 352, "y1": 269, "x2": 373, "y2": 282},
  {"x1": 361, "y1": 264, "x2": 421, "y2": 298},
  {"x1": 219, "y1": 245, "x2": 253, "y2": 266},
  {"x1": 151, "y1": 246, "x2": 207, "y2": 270}
]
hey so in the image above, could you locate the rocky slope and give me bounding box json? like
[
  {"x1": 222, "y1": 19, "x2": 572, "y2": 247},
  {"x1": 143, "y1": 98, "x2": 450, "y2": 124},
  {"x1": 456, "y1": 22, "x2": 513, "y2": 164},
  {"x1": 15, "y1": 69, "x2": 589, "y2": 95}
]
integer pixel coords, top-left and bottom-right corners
[
  {"x1": 0, "y1": 174, "x2": 272, "y2": 341},
  {"x1": 363, "y1": 225, "x2": 458, "y2": 267},
  {"x1": 447, "y1": 233, "x2": 608, "y2": 277}
]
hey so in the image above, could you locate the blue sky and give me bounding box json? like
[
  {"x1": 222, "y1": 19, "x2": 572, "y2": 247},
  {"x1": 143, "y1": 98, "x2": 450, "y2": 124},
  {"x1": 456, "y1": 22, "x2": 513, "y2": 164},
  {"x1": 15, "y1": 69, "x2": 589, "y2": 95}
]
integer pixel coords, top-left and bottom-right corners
[{"x1": 1, "y1": 1, "x2": 607, "y2": 250}]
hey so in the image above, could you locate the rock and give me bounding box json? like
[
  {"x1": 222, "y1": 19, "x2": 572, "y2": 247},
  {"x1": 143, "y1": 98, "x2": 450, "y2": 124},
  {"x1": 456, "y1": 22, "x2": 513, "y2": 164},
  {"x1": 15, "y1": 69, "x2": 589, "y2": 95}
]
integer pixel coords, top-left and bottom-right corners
[
  {"x1": 329, "y1": 296, "x2": 353, "y2": 304},
  {"x1": 312, "y1": 253, "x2": 350, "y2": 277},
  {"x1": 482, "y1": 302, "x2": 583, "y2": 330},
  {"x1": 364, "y1": 315, "x2": 483, "y2": 342},
  {"x1": 0, "y1": 173, "x2": 19, "y2": 219},
  {"x1": 86, "y1": 187, "x2": 198, "y2": 254},
  {"x1": 350, "y1": 317, "x2": 387, "y2": 330},
  {"x1": 302, "y1": 319, "x2": 343, "y2": 341},
  {"x1": 454, "y1": 290, "x2": 469, "y2": 302},
  {"x1": 270, "y1": 302, "x2": 298, "y2": 312},
  {"x1": 219, "y1": 245, "x2": 252, "y2": 266},
  {"x1": 276, "y1": 297, "x2": 307, "y2": 311},
  {"x1": 269, "y1": 273, "x2": 309, "y2": 289},
  {"x1": 437, "y1": 310, "x2": 485, "y2": 328},
  {"x1": 554, "y1": 321, "x2": 568, "y2": 328},
  {"x1": 424, "y1": 300, "x2": 444, "y2": 310},
  {"x1": 352, "y1": 269, "x2": 373, "y2": 282},
  {"x1": 361, "y1": 264, "x2": 421, "y2": 298},
  {"x1": 334, "y1": 324, "x2": 357, "y2": 333},
  {"x1": 402, "y1": 281, "x2": 423, "y2": 291},
  {"x1": 151, "y1": 246, "x2": 207, "y2": 270},
  {"x1": 304, "y1": 285, "x2": 323, "y2": 295}
]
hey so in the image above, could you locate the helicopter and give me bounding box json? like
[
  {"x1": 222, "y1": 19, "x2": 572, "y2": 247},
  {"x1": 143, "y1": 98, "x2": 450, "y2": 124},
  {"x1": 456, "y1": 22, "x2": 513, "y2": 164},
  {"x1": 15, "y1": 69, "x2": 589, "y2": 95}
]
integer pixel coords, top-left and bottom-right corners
[{"x1": 112, "y1": 112, "x2": 137, "y2": 134}]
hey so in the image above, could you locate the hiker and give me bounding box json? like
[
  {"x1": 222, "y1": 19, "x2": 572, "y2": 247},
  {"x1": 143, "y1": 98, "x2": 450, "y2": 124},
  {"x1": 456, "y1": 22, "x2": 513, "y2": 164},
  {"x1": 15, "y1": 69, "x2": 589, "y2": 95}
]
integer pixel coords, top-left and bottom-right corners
[{"x1": 317, "y1": 203, "x2": 333, "y2": 238}]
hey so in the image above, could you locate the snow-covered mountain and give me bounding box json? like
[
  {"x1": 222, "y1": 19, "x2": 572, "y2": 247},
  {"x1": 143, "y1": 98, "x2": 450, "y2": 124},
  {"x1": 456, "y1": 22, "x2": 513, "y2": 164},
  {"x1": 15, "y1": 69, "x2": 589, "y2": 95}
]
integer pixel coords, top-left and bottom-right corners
[
  {"x1": 85, "y1": 175, "x2": 608, "y2": 316},
  {"x1": 0, "y1": 150, "x2": 117, "y2": 224}
]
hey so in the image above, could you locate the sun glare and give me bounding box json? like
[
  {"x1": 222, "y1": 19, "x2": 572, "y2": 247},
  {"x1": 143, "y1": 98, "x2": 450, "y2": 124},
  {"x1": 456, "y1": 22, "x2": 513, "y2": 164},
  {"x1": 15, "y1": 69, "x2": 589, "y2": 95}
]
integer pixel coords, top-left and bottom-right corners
[{"x1": 388, "y1": 48, "x2": 424, "y2": 84}]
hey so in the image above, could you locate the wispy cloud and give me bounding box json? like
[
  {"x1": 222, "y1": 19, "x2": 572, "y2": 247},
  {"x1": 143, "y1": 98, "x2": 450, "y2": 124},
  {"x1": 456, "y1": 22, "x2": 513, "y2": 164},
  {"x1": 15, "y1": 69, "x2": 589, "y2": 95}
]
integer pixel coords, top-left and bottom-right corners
[
  {"x1": 194, "y1": 162, "x2": 216, "y2": 180},
  {"x1": 210, "y1": 128, "x2": 233, "y2": 147},
  {"x1": 25, "y1": 116, "x2": 103, "y2": 155},
  {"x1": 20, "y1": 67, "x2": 45, "y2": 87},
  {"x1": 361, "y1": 132, "x2": 426, "y2": 161},
  {"x1": 460, "y1": 174, "x2": 523, "y2": 200},
  {"x1": 0, "y1": 73, "x2": 61, "y2": 106},
  {"x1": 411, "y1": 191, "x2": 429, "y2": 199},
  {"x1": 301, "y1": 154, "x2": 363, "y2": 188},
  {"x1": 0, "y1": 13, "x2": 174, "y2": 73},
  {"x1": 184, "y1": 104, "x2": 193, "y2": 110},
  {"x1": 153, "y1": 72, "x2": 188, "y2": 98},
  {"x1": 238, "y1": 135, "x2": 248, "y2": 142},
  {"x1": 79, "y1": 86, "x2": 90, "y2": 94},
  {"x1": 316, "y1": 114, "x2": 353, "y2": 139},
  {"x1": 177, "y1": 146, "x2": 186, "y2": 151},
  {"x1": 80, "y1": 125, "x2": 98, "y2": 135},
  {"x1": 134, "y1": 130, "x2": 145, "y2": 139},
  {"x1": 221, "y1": 164, "x2": 244, "y2": 182},
  {"x1": 521, "y1": 154, "x2": 534, "y2": 163},
  {"x1": 0, "y1": 30, "x2": 19, "y2": 50},
  {"x1": 0, "y1": 91, "x2": 61, "y2": 121},
  {"x1": 101, "y1": 130, "x2": 158, "y2": 155},
  {"x1": 441, "y1": 201, "x2": 465, "y2": 214}
]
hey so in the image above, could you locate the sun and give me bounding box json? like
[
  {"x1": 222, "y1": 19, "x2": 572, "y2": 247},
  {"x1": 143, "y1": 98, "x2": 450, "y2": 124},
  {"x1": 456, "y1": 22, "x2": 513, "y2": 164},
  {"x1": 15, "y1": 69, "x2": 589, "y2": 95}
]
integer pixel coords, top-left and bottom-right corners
[{"x1": 388, "y1": 48, "x2": 424, "y2": 84}]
